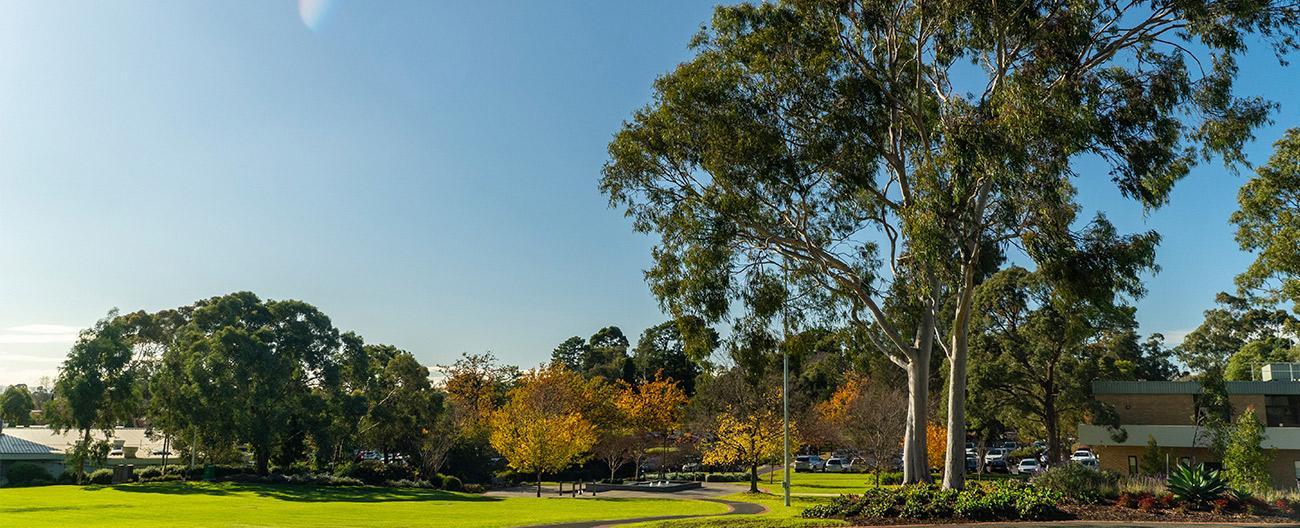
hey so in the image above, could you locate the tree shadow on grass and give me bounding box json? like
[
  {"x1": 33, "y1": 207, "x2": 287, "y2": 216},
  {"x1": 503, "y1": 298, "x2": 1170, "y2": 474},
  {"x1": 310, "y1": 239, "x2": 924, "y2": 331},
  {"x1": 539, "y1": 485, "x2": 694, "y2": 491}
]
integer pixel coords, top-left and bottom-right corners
[{"x1": 109, "y1": 482, "x2": 502, "y2": 503}]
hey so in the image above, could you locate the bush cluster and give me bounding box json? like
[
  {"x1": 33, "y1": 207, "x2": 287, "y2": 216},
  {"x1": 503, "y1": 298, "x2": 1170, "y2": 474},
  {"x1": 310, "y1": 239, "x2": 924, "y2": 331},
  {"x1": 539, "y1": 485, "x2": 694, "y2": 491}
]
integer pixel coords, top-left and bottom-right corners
[
  {"x1": 802, "y1": 481, "x2": 1064, "y2": 522},
  {"x1": 1030, "y1": 464, "x2": 1120, "y2": 503},
  {"x1": 3, "y1": 463, "x2": 53, "y2": 487}
]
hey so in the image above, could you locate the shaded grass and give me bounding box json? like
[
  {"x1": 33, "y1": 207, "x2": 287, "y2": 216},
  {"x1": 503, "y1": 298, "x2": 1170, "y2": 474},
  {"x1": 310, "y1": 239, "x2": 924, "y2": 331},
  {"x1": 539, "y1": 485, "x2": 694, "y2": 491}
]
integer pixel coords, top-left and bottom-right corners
[{"x1": 0, "y1": 481, "x2": 729, "y2": 527}]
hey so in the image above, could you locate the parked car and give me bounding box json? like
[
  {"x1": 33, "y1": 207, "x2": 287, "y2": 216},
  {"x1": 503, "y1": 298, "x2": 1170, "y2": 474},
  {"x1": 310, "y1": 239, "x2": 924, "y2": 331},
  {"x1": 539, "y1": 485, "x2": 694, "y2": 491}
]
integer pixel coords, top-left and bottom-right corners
[
  {"x1": 1016, "y1": 458, "x2": 1042, "y2": 475},
  {"x1": 983, "y1": 448, "x2": 1009, "y2": 472},
  {"x1": 824, "y1": 458, "x2": 847, "y2": 473},
  {"x1": 793, "y1": 455, "x2": 826, "y2": 472},
  {"x1": 1069, "y1": 449, "x2": 1097, "y2": 462}
]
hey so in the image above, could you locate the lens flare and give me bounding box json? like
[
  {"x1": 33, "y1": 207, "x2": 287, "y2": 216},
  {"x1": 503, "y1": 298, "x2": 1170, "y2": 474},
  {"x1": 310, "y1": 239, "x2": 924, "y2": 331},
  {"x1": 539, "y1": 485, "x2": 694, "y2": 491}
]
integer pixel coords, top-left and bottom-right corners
[{"x1": 298, "y1": 0, "x2": 336, "y2": 32}]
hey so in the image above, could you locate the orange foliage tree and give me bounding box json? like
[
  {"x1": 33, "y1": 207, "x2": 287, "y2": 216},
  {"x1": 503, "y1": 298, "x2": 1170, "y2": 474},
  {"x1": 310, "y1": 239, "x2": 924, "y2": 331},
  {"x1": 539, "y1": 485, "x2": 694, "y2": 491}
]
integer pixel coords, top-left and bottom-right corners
[{"x1": 614, "y1": 371, "x2": 688, "y2": 479}]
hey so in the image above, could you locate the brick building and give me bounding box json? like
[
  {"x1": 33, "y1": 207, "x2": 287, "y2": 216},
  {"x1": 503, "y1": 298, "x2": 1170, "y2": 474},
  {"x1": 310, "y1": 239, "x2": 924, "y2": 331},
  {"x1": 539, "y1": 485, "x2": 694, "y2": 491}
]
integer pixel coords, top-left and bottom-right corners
[{"x1": 1077, "y1": 376, "x2": 1300, "y2": 490}]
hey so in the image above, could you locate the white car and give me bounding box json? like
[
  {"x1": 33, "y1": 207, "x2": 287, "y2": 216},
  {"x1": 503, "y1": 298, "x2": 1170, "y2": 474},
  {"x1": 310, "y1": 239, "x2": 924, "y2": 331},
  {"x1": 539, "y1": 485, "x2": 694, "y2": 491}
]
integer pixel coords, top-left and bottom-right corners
[
  {"x1": 1016, "y1": 458, "x2": 1041, "y2": 475},
  {"x1": 1069, "y1": 449, "x2": 1096, "y2": 462},
  {"x1": 824, "y1": 458, "x2": 847, "y2": 473}
]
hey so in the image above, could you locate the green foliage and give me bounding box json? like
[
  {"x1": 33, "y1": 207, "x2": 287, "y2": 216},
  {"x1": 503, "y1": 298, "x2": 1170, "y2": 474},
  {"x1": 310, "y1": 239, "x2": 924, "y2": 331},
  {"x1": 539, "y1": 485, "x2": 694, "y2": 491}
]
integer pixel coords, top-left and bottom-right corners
[
  {"x1": 801, "y1": 482, "x2": 1062, "y2": 521},
  {"x1": 1, "y1": 385, "x2": 35, "y2": 427},
  {"x1": 1029, "y1": 464, "x2": 1120, "y2": 504},
  {"x1": 3, "y1": 463, "x2": 53, "y2": 487},
  {"x1": 1167, "y1": 464, "x2": 1229, "y2": 507},
  {"x1": 85, "y1": 468, "x2": 115, "y2": 485},
  {"x1": 333, "y1": 461, "x2": 416, "y2": 485},
  {"x1": 1223, "y1": 407, "x2": 1272, "y2": 493},
  {"x1": 1139, "y1": 435, "x2": 1167, "y2": 476},
  {"x1": 1233, "y1": 128, "x2": 1300, "y2": 312}
]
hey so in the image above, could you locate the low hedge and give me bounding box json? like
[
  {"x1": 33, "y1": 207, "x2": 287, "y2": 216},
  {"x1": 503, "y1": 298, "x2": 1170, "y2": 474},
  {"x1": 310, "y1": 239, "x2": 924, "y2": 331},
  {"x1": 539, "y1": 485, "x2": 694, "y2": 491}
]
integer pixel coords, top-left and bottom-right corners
[
  {"x1": 4, "y1": 463, "x2": 53, "y2": 487},
  {"x1": 802, "y1": 481, "x2": 1064, "y2": 522}
]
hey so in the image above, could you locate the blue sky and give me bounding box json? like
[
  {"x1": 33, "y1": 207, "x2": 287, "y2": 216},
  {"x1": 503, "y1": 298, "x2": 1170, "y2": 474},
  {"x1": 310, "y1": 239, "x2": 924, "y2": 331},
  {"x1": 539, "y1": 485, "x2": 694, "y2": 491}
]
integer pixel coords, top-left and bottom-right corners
[{"x1": 0, "y1": 0, "x2": 1296, "y2": 386}]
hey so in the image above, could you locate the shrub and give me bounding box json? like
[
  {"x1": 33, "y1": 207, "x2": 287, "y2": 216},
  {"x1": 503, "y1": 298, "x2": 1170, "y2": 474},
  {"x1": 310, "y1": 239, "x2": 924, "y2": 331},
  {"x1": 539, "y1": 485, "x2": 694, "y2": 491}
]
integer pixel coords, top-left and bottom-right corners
[
  {"x1": 1167, "y1": 464, "x2": 1228, "y2": 508},
  {"x1": 441, "y1": 475, "x2": 463, "y2": 491},
  {"x1": 4, "y1": 463, "x2": 52, "y2": 487},
  {"x1": 334, "y1": 461, "x2": 415, "y2": 485},
  {"x1": 800, "y1": 481, "x2": 1062, "y2": 521},
  {"x1": 1031, "y1": 464, "x2": 1119, "y2": 503},
  {"x1": 1138, "y1": 495, "x2": 1158, "y2": 511},
  {"x1": 86, "y1": 468, "x2": 115, "y2": 485}
]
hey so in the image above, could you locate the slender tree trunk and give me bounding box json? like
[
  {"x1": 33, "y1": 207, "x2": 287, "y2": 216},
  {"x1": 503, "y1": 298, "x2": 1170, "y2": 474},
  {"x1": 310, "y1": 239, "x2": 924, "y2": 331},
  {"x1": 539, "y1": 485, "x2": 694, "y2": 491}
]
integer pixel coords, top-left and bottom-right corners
[
  {"x1": 943, "y1": 269, "x2": 977, "y2": 490},
  {"x1": 902, "y1": 349, "x2": 931, "y2": 483}
]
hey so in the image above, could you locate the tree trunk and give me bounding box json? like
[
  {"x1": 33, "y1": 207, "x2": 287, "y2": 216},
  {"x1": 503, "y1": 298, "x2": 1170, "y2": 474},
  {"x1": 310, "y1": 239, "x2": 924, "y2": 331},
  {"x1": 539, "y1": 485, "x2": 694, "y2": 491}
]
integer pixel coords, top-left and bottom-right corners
[
  {"x1": 749, "y1": 464, "x2": 758, "y2": 493},
  {"x1": 1045, "y1": 391, "x2": 1059, "y2": 465},
  {"x1": 255, "y1": 445, "x2": 270, "y2": 475},
  {"x1": 902, "y1": 349, "x2": 931, "y2": 483}
]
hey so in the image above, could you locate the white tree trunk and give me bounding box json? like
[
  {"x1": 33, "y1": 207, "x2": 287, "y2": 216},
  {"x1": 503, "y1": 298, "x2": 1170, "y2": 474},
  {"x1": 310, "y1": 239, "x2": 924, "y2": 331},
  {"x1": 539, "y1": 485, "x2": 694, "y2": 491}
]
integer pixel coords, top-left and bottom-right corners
[{"x1": 901, "y1": 349, "x2": 930, "y2": 483}]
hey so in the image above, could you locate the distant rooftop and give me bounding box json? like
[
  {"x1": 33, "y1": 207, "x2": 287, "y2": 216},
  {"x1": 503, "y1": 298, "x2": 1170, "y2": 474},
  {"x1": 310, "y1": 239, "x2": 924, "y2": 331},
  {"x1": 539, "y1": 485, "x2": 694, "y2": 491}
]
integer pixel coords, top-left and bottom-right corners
[{"x1": 1093, "y1": 379, "x2": 1300, "y2": 395}]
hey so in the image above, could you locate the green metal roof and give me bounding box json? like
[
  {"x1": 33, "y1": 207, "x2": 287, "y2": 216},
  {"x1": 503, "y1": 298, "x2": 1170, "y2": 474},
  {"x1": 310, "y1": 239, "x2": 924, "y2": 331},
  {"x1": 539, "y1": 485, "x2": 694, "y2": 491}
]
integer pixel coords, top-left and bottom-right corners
[{"x1": 1093, "y1": 380, "x2": 1300, "y2": 395}]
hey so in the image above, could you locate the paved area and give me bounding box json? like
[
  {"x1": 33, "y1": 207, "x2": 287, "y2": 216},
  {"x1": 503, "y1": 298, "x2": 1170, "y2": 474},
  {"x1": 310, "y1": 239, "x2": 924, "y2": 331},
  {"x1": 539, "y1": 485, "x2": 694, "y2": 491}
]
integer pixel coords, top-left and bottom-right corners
[
  {"x1": 486, "y1": 482, "x2": 740, "y2": 500},
  {"x1": 517, "y1": 498, "x2": 765, "y2": 528}
]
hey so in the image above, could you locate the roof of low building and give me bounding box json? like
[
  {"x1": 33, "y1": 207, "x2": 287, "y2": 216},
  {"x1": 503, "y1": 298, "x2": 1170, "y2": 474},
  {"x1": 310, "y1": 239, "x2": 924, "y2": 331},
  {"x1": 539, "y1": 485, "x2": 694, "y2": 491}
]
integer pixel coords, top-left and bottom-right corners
[
  {"x1": 0, "y1": 427, "x2": 168, "y2": 459},
  {"x1": 1093, "y1": 380, "x2": 1300, "y2": 395}
]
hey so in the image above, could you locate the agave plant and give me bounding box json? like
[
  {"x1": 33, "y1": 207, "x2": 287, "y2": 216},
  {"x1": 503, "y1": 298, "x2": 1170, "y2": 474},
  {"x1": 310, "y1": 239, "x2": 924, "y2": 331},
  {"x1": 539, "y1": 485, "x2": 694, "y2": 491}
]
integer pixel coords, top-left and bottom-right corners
[{"x1": 1167, "y1": 464, "x2": 1229, "y2": 508}]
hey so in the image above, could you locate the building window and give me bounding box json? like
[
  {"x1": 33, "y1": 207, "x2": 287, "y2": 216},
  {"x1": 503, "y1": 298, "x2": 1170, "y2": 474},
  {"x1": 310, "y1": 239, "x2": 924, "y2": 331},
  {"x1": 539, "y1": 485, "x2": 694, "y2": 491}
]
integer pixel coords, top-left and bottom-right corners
[
  {"x1": 1266, "y1": 395, "x2": 1300, "y2": 426},
  {"x1": 1128, "y1": 456, "x2": 1138, "y2": 476}
]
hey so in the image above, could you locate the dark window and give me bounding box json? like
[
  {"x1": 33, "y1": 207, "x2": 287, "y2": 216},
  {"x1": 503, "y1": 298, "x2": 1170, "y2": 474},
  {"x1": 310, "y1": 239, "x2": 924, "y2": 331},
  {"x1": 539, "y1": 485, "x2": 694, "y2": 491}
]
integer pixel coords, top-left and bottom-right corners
[
  {"x1": 1265, "y1": 395, "x2": 1300, "y2": 426},
  {"x1": 1128, "y1": 456, "x2": 1138, "y2": 476}
]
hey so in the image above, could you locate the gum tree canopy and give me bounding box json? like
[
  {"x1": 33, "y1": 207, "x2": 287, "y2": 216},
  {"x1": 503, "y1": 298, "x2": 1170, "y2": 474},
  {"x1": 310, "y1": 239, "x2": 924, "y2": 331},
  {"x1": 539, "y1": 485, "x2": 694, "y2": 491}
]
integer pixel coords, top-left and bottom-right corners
[{"x1": 602, "y1": 0, "x2": 1297, "y2": 487}]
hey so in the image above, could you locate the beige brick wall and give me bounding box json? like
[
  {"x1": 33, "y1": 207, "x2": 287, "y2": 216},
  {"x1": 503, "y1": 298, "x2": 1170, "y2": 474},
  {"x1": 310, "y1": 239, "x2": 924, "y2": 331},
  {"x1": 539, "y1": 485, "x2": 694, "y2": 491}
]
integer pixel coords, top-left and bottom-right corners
[
  {"x1": 1094, "y1": 445, "x2": 1300, "y2": 490},
  {"x1": 1099, "y1": 394, "x2": 1195, "y2": 425}
]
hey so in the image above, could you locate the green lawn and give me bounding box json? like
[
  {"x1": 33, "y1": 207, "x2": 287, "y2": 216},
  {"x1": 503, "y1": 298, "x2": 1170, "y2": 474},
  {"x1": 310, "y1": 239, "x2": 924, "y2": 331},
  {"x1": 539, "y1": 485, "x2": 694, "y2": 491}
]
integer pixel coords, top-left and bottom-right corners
[{"x1": 0, "y1": 482, "x2": 730, "y2": 528}]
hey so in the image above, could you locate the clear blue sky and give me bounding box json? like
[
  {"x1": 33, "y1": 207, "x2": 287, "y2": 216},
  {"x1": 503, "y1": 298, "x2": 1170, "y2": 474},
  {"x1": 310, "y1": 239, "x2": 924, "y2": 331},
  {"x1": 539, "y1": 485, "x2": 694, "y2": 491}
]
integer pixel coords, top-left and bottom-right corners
[{"x1": 0, "y1": 0, "x2": 1296, "y2": 386}]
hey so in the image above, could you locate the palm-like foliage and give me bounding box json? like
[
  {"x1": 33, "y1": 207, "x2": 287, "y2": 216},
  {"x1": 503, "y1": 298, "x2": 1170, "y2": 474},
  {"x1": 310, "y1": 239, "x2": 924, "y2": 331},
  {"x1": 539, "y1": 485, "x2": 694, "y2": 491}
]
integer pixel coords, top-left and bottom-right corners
[{"x1": 1167, "y1": 464, "x2": 1228, "y2": 507}]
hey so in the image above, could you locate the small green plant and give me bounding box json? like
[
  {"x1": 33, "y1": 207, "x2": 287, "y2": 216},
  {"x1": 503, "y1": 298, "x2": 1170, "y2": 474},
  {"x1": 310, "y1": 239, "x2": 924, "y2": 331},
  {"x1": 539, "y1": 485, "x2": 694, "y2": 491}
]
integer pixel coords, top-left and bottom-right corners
[{"x1": 1167, "y1": 464, "x2": 1228, "y2": 508}]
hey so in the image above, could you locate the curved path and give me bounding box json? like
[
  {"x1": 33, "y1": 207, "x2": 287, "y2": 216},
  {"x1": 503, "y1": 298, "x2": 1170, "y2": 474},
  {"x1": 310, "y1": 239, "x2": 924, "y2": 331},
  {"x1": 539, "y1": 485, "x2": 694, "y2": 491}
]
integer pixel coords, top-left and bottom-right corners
[{"x1": 517, "y1": 498, "x2": 767, "y2": 528}]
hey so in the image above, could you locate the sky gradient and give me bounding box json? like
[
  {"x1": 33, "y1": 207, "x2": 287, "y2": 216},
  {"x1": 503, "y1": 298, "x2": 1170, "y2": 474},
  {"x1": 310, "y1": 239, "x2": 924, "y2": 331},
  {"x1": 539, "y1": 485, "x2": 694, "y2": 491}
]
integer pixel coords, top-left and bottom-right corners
[{"x1": 1, "y1": 0, "x2": 1297, "y2": 386}]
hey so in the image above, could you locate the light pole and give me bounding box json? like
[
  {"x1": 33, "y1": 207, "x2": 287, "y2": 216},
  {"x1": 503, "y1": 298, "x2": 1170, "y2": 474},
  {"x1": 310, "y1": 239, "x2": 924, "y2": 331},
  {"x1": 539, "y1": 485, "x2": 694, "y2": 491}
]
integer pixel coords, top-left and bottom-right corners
[{"x1": 782, "y1": 261, "x2": 791, "y2": 508}]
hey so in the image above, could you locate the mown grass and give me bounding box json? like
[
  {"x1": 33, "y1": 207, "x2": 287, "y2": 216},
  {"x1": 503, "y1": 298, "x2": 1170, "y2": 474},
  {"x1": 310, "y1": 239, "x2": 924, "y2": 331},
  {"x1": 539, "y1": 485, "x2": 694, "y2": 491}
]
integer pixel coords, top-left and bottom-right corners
[{"x1": 0, "y1": 481, "x2": 729, "y2": 528}]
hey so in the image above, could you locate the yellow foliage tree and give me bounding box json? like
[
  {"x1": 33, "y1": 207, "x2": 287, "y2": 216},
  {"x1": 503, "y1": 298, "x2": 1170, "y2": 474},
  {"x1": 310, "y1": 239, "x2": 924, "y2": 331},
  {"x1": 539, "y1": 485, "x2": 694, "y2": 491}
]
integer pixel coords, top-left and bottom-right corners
[
  {"x1": 702, "y1": 407, "x2": 794, "y2": 493},
  {"x1": 615, "y1": 372, "x2": 688, "y2": 479},
  {"x1": 926, "y1": 423, "x2": 947, "y2": 472},
  {"x1": 489, "y1": 365, "x2": 598, "y2": 496}
]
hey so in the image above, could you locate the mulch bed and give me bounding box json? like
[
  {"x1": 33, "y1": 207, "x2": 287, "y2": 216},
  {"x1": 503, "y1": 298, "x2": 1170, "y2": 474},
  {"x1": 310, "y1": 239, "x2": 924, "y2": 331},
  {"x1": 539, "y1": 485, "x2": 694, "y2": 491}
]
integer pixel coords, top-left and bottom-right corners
[{"x1": 841, "y1": 505, "x2": 1300, "y2": 525}]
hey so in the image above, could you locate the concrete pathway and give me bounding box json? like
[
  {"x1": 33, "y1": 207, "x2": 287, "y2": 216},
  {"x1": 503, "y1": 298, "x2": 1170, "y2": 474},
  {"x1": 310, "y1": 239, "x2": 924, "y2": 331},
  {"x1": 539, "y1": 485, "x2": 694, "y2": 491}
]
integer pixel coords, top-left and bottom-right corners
[{"x1": 516, "y1": 497, "x2": 766, "y2": 528}]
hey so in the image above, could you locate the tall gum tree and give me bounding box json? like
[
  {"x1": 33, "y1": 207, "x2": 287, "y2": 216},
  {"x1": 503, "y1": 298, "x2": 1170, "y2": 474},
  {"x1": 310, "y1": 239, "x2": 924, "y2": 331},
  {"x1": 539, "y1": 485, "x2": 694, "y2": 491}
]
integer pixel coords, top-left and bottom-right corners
[{"x1": 602, "y1": 0, "x2": 1298, "y2": 487}]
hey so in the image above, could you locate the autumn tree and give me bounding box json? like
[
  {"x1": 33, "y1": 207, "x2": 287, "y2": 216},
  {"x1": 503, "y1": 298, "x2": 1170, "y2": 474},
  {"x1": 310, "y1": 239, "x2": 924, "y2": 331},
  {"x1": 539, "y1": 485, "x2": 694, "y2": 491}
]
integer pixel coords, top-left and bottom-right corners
[
  {"x1": 603, "y1": 0, "x2": 1298, "y2": 489},
  {"x1": 815, "y1": 375, "x2": 906, "y2": 485},
  {"x1": 616, "y1": 372, "x2": 689, "y2": 479},
  {"x1": 703, "y1": 404, "x2": 793, "y2": 493},
  {"x1": 489, "y1": 364, "x2": 598, "y2": 497}
]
